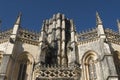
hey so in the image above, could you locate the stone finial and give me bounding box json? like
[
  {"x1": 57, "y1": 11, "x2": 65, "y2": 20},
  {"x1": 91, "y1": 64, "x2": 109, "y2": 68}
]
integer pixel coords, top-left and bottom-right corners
[
  {"x1": 62, "y1": 14, "x2": 65, "y2": 20},
  {"x1": 45, "y1": 19, "x2": 49, "y2": 25},
  {"x1": 15, "y1": 12, "x2": 22, "y2": 25},
  {"x1": 0, "y1": 20, "x2": 2, "y2": 30},
  {"x1": 56, "y1": 13, "x2": 62, "y2": 19},
  {"x1": 49, "y1": 18, "x2": 52, "y2": 24},
  {"x1": 53, "y1": 14, "x2": 56, "y2": 21},
  {"x1": 96, "y1": 12, "x2": 105, "y2": 38},
  {"x1": 41, "y1": 20, "x2": 45, "y2": 31},
  {"x1": 117, "y1": 19, "x2": 120, "y2": 33},
  {"x1": 96, "y1": 12, "x2": 102, "y2": 25},
  {"x1": 70, "y1": 19, "x2": 75, "y2": 31}
]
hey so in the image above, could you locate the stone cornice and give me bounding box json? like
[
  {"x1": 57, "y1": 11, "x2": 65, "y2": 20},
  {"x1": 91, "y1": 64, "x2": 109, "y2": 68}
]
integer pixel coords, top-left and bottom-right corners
[
  {"x1": 107, "y1": 39, "x2": 120, "y2": 45},
  {"x1": 16, "y1": 37, "x2": 39, "y2": 46},
  {"x1": 77, "y1": 37, "x2": 99, "y2": 45}
]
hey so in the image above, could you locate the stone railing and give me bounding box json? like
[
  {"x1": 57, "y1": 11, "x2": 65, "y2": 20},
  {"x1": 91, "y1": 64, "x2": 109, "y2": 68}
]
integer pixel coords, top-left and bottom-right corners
[
  {"x1": 17, "y1": 28, "x2": 40, "y2": 45},
  {"x1": 34, "y1": 64, "x2": 81, "y2": 80},
  {"x1": 105, "y1": 28, "x2": 120, "y2": 44},
  {"x1": 77, "y1": 28, "x2": 98, "y2": 43},
  {"x1": 0, "y1": 29, "x2": 13, "y2": 43}
]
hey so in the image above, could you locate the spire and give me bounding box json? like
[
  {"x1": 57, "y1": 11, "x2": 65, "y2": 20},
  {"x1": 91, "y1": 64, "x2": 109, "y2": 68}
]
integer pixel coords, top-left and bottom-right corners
[
  {"x1": 70, "y1": 19, "x2": 75, "y2": 31},
  {"x1": 41, "y1": 20, "x2": 45, "y2": 31},
  {"x1": 0, "y1": 20, "x2": 2, "y2": 30},
  {"x1": 96, "y1": 12, "x2": 105, "y2": 38},
  {"x1": 117, "y1": 19, "x2": 120, "y2": 33},
  {"x1": 117, "y1": 19, "x2": 120, "y2": 27},
  {"x1": 11, "y1": 12, "x2": 22, "y2": 40},
  {"x1": 96, "y1": 12, "x2": 102, "y2": 25},
  {"x1": 15, "y1": 12, "x2": 22, "y2": 25}
]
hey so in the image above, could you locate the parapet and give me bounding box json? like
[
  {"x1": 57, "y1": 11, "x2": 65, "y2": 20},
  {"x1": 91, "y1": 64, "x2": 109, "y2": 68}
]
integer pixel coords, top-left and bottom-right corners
[{"x1": 77, "y1": 27, "x2": 120, "y2": 45}]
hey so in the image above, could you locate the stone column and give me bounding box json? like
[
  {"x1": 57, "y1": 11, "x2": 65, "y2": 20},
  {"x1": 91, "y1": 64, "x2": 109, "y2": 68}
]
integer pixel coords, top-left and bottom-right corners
[
  {"x1": 51, "y1": 15, "x2": 56, "y2": 47},
  {"x1": 56, "y1": 13, "x2": 62, "y2": 66},
  {"x1": 68, "y1": 19, "x2": 76, "y2": 66},
  {"x1": 61, "y1": 14, "x2": 67, "y2": 66},
  {"x1": 47, "y1": 19, "x2": 53, "y2": 43}
]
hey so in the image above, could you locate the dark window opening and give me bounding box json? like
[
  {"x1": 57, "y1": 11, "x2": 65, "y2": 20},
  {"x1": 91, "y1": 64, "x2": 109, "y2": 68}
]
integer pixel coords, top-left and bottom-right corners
[
  {"x1": 113, "y1": 51, "x2": 120, "y2": 79},
  {"x1": 18, "y1": 62, "x2": 27, "y2": 80}
]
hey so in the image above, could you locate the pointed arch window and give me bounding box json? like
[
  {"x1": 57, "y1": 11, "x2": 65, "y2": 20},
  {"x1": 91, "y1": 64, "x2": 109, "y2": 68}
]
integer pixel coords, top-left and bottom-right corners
[
  {"x1": 88, "y1": 57, "x2": 97, "y2": 80},
  {"x1": 17, "y1": 59, "x2": 28, "y2": 80},
  {"x1": 14, "y1": 52, "x2": 34, "y2": 80},
  {"x1": 83, "y1": 52, "x2": 97, "y2": 80}
]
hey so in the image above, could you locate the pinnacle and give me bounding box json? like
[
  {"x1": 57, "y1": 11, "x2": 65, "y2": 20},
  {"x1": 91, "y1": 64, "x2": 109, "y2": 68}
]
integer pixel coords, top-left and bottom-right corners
[
  {"x1": 15, "y1": 12, "x2": 22, "y2": 25},
  {"x1": 96, "y1": 12, "x2": 102, "y2": 25}
]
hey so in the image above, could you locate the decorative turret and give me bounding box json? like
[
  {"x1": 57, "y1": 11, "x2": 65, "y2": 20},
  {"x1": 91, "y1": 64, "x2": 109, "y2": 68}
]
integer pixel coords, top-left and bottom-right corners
[
  {"x1": 117, "y1": 19, "x2": 120, "y2": 34},
  {"x1": 96, "y1": 12, "x2": 106, "y2": 38}
]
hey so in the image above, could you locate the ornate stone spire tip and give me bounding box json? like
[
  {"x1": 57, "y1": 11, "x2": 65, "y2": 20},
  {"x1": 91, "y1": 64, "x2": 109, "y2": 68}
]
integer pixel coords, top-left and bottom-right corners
[
  {"x1": 117, "y1": 19, "x2": 120, "y2": 27},
  {"x1": 19, "y1": 12, "x2": 22, "y2": 16},
  {"x1": 15, "y1": 12, "x2": 22, "y2": 25},
  {"x1": 96, "y1": 11, "x2": 102, "y2": 25},
  {"x1": 117, "y1": 19, "x2": 120, "y2": 24}
]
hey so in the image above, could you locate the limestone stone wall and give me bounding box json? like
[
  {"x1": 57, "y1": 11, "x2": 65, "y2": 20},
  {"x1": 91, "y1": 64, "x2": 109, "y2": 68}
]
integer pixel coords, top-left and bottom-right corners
[{"x1": 0, "y1": 42, "x2": 9, "y2": 52}]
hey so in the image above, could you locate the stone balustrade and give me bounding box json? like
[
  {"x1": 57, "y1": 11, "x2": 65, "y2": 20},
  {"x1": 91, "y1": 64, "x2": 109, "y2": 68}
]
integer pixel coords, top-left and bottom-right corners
[
  {"x1": 34, "y1": 63, "x2": 81, "y2": 80},
  {"x1": 17, "y1": 28, "x2": 40, "y2": 45}
]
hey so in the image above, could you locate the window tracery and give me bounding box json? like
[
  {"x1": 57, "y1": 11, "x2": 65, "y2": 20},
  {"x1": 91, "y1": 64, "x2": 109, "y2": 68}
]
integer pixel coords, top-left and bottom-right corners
[
  {"x1": 82, "y1": 52, "x2": 97, "y2": 80},
  {"x1": 88, "y1": 58, "x2": 97, "y2": 80}
]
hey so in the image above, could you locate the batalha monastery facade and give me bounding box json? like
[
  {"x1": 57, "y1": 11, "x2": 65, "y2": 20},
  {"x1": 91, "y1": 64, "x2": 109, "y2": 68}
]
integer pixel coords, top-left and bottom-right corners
[{"x1": 0, "y1": 13, "x2": 120, "y2": 80}]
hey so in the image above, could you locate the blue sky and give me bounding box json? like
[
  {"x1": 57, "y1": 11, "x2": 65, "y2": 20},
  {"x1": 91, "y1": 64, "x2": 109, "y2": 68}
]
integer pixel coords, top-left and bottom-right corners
[{"x1": 0, "y1": 0, "x2": 120, "y2": 32}]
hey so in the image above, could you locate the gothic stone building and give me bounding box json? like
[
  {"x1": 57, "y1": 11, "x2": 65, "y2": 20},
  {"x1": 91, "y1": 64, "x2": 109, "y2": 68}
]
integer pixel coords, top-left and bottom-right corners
[{"x1": 0, "y1": 13, "x2": 120, "y2": 80}]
